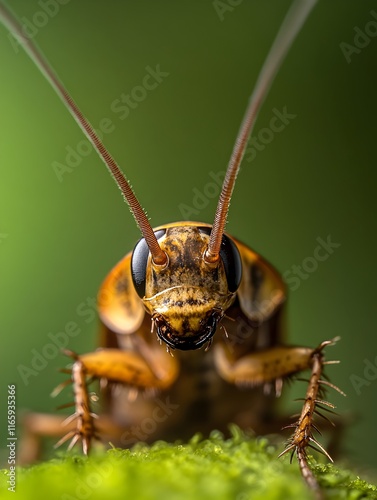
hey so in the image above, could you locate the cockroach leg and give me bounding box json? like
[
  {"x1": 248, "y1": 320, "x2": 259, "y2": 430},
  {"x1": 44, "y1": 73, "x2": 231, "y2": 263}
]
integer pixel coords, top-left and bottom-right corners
[
  {"x1": 54, "y1": 357, "x2": 97, "y2": 455},
  {"x1": 278, "y1": 337, "x2": 345, "y2": 497},
  {"x1": 54, "y1": 346, "x2": 178, "y2": 453}
]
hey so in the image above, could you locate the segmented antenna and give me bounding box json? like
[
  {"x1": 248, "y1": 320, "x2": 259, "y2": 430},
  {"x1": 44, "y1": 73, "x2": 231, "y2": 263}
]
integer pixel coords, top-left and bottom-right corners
[
  {"x1": 0, "y1": 2, "x2": 167, "y2": 266},
  {"x1": 205, "y1": 0, "x2": 318, "y2": 263}
]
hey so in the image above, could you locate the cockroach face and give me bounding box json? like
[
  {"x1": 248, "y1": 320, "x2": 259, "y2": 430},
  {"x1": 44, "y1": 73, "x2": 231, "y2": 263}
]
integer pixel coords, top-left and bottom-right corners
[{"x1": 131, "y1": 225, "x2": 242, "y2": 350}]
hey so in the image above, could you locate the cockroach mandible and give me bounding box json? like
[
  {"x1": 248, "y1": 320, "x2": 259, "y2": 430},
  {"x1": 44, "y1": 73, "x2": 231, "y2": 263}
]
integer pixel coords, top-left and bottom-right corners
[{"x1": 0, "y1": 1, "x2": 345, "y2": 497}]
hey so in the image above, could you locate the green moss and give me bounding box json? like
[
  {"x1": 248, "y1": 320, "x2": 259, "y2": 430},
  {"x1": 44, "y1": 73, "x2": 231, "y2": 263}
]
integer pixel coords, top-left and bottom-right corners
[{"x1": 1, "y1": 428, "x2": 376, "y2": 500}]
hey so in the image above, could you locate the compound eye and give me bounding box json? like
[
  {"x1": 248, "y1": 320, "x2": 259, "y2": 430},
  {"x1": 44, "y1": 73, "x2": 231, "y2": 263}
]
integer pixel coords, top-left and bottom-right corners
[
  {"x1": 131, "y1": 229, "x2": 166, "y2": 298},
  {"x1": 220, "y1": 234, "x2": 242, "y2": 293},
  {"x1": 199, "y1": 227, "x2": 242, "y2": 293}
]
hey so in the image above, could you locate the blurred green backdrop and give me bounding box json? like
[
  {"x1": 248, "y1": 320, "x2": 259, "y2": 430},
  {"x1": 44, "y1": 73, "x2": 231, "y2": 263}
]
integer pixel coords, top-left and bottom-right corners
[{"x1": 0, "y1": 0, "x2": 376, "y2": 477}]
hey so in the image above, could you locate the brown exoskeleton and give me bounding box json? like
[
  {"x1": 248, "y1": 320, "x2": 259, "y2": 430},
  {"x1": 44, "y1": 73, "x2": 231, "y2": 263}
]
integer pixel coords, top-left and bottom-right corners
[{"x1": 0, "y1": 0, "x2": 345, "y2": 497}]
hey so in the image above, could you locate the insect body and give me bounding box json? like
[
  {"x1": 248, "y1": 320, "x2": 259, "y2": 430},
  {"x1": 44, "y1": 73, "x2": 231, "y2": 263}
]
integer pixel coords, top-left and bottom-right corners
[
  {"x1": 65, "y1": 220, "x2": 289, "y2": 444},
  {"x1": 0, "y1": 0, "x2": 344, "y2": 497}
]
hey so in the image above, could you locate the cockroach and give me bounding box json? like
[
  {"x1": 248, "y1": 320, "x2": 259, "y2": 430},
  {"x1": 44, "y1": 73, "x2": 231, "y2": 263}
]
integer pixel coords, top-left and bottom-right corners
[{"x1": 0, "y1": 0, "x2": 345, "y2": 497}]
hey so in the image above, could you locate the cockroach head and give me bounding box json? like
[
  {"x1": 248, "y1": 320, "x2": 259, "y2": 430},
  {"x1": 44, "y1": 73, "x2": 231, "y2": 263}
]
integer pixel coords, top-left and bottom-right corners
[{"x1": 131, "y1": 225, "x2": 241, "y2": 350}]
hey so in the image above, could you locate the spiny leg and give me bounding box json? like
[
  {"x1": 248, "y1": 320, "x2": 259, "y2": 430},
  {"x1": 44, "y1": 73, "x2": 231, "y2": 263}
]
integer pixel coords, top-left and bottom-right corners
[
  {"x1": 54, "y1": 346, "x2": 178, "y2": 455},
  {"x1": 278, "y1": 338, "x2": 345, "y2": 498},
  {"x1": 54, "y1": 354, "x2": 98, "y2": 454},
  {"x1": 214, "y1": 337, "x2": 344, "y2": 497},
  {"x1": 19, "y1": 409, "x2": 140, "y2": 464}
]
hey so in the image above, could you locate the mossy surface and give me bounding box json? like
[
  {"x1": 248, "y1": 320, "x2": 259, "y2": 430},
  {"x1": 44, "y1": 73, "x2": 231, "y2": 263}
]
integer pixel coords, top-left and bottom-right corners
[{"x1": 1, "y1": 428, "x2": 376, "y2": 500}]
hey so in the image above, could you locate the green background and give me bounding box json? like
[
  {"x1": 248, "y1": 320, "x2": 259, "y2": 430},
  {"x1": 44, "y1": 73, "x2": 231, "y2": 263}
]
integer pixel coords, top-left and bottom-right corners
[{"x1": 0, "y1": 0, "x2": 376, "y2": 478}]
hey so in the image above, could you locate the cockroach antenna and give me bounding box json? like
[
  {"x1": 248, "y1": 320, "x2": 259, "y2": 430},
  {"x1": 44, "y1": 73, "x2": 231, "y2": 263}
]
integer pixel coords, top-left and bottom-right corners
[
  {"x1": 1, "y1": 4, "x2": 347, "y2": 500},
  {"x1": 0, "y1": 0, "x2": 317, "y2": 264},
  {"x1": 0, "y1": 1, "x2": 167, "y2": 266}
]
